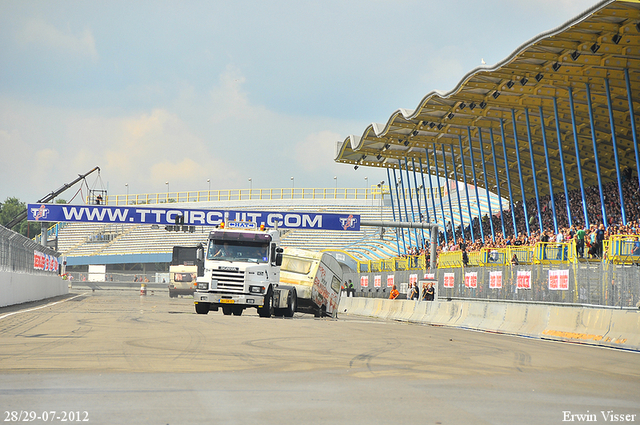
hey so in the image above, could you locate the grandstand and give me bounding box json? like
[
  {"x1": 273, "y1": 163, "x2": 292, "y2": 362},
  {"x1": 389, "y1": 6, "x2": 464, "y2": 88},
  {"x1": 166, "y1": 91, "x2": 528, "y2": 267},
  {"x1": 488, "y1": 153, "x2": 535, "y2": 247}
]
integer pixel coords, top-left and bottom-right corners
[
  {"x1": 335, "y1": 0, "x2": 640, "y2": 246},
  {"x1": 57, "y1": 183, "x2": 495, "y2": 275}
]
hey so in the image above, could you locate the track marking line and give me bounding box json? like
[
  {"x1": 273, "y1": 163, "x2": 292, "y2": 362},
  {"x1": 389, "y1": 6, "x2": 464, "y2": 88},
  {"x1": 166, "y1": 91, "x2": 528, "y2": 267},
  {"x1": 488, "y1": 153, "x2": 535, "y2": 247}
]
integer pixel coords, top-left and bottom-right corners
[{"x1": 0, "y1": 293, "x2": 87, "y2": 321}]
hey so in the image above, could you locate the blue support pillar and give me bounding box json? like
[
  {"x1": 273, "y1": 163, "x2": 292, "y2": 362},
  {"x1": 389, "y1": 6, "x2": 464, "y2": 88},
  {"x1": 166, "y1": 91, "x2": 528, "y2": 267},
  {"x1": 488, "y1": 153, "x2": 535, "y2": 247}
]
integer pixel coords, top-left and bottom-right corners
[
  {"x1": 386, "y1": 167, "x2": 401, "y2": 257},
  {"x1": 424, "y1": 149, "x2": 439, "y2": 231},
  {"x1": 412, "y1": 158, "x2": 426, "y2": 246},
  {"x1": 624, "y1": 68, "x2": 640, "y2": 191},
  {"x1": 499, "y1": 119, "x2": 518, "y2": 237},
  {"x1": 432, "y1": 144, "x2": 449, "y2": 244},
  {"x1": 418, "y1": 158, "x2": 431, "y2": 224},
  {"x1": 568, "y1": 86, "x2": 590, "y2": 228},
  {"x1": 489, "y1": 128, "x2": 506, "y2": 238},
  {"x1": 477, "y1": 129, "x2": 495, "y2": 241},
  {"x1": 449, "y1": 145, "x2": 466, "y2": 241},
  {"x1": 391, "y1": 167, "x2": 407, "y2": 255},
  {"x1": 538, "y1": 106, "x2": 558, "y2": 234},
  {"x1": 553, "y1": 98, "x2": 573, "y2": 228},
  {"x1": 467, "y1": 127, "x2": 486, "y2": 242},
  {"x1": 458, "y1": 135, "x2": 475, "y2": 243},
  {"x1": 511, "y1": 109, "x2": 530, "y2": 236},
  {"x1": 404, "y1": 157, "x2": 420, "y2": 246},
  {"x1": 605, "y1": 78, "x2": 628, "y2": 226},
  {"x1": 524, "y1": 108, "x2": 544, "y2": 233},
  {"x1": 399, "y1": 160, "x2": 413, "y2": 247},
  {"x1": 441, "y1": 145, "x2": 457, "y2": 244},
  {"x1": 585, "y1": 83, "x2": 608, "y2": 227}
]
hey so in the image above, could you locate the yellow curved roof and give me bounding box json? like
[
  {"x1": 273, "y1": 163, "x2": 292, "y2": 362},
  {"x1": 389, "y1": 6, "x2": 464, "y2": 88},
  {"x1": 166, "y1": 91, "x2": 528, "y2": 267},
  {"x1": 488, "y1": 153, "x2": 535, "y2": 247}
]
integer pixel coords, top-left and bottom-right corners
[{"x1": 335, "y1": 0, "x2": 640, "y2": 201}]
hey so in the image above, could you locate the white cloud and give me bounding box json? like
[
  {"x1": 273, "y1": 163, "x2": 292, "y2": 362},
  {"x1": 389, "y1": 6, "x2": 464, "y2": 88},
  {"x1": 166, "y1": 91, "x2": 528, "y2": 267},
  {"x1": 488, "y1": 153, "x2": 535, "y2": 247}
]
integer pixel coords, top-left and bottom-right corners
[
  {"x1": 294, "y1": 130, "x2": 342, "y2": 172},
  {"x1": 17, "y1": 18, "x2": 98, "y2": 60}
]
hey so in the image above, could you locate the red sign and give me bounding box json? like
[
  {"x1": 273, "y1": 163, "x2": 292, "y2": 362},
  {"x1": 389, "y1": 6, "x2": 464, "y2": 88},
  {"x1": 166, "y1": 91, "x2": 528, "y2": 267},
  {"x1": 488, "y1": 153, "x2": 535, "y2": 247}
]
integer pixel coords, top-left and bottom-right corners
[
  {"x1": 409, "y1": 274, "x2": 418, "y2": 285},
  {"x1": 360, "y1": 275, "x2": 369, "y2": 287},
  {"x1": 464, "y1": 272, "x2": 477, "y2": 288},
  {"x1": 375, "y1": 275, "x2": 382, "y2": 287},
  {"x1": 489, "y1": 271, "x2": 502, "y2": 289},
  {"x1": 386, "y1": 275, "x2": 394, "y2": 287},
  {"x1": 517, "y1": 270, "x2": 531, "y2": 289},
  {"x1": 548, "y1": 270, "x2": 569, "y2": 290},
  {"x1": 443, "y1": 273, "x2": 455, "y2": 288}
]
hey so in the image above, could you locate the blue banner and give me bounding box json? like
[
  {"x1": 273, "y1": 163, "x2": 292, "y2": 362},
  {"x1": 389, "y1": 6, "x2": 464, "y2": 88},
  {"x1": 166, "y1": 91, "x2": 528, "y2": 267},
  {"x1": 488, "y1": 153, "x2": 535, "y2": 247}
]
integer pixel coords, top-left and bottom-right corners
[{"x1": 27, "y1": 204, "x2": 360, "y2": 231}]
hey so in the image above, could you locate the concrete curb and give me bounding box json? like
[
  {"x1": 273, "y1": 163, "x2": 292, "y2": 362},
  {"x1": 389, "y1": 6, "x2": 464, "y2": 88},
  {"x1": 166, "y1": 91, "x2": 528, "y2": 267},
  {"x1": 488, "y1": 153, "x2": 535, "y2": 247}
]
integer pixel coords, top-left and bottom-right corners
[{"x1": 339, "y1": 297, "x2": 640, "y2": 351}]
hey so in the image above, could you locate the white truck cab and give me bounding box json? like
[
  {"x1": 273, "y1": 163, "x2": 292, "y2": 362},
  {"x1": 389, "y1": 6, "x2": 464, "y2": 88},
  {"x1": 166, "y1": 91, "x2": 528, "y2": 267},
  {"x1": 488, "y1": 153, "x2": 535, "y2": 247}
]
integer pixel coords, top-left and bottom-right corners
[{"x1": 194, "y1": 221, "x2": 296, "y2": 317}]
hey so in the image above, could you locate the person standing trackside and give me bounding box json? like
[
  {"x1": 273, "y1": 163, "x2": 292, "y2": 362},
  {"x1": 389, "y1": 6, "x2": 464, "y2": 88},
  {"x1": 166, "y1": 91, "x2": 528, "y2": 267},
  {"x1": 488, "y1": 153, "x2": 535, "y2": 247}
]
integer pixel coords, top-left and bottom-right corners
[
  {"x1": 411, "y1": 282, "x2": 420, "y2": 300},
  {"x1": 389, "y1": 284, "x2": 399, "y2": 300},
  {"x1": 424, "y1": 282, "x2": 435, "y2": 301}
]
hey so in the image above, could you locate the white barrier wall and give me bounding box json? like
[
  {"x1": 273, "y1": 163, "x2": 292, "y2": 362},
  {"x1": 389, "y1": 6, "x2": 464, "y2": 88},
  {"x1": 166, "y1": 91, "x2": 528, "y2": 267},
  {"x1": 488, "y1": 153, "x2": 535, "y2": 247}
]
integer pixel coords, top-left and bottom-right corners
[
  {"x1": 339, "y1": 297, "x2": 640, "y2": 351},
  {"x1": 0, "y1": 271, "x2": 69, "y2": 307}
]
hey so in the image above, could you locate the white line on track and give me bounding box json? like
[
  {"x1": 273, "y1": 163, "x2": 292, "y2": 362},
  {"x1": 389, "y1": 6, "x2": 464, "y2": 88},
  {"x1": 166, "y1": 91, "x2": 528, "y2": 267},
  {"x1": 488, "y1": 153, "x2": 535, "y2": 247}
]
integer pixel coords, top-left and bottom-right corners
[{"x1": 0, "y1": 293, "x2": 86, "y2": 321}]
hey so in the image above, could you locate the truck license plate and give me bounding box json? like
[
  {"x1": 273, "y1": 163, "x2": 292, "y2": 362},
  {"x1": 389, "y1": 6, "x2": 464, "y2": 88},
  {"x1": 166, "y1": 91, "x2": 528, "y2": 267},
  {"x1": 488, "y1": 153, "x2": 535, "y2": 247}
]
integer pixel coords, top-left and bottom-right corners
[{"x1": 220, "y1": 299, "x2": 234, "y2": 304}]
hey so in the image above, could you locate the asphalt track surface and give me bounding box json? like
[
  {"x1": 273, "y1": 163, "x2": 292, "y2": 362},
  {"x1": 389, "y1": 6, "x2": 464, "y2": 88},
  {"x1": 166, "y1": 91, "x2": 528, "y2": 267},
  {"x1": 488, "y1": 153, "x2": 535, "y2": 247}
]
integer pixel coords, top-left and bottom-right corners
[{"x1": 0, "y1": 290, "x2": 638, "y2": 425}]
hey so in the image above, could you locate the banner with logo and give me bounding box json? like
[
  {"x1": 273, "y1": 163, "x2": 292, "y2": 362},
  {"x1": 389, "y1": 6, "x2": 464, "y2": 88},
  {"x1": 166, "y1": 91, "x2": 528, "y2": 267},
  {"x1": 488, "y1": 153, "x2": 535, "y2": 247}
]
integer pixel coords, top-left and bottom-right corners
[
  {"x1": 517, "y1": 270, "x2": 532, "y2": 289},
  {"x1": 549, "y1": 270, "x2": 569, "y2": 290},
  {"x1": 464, "y1": 272, "x2": 477, "y2": 288},
  {"x1": 34, "y1": 250, "x2": 59, "y2": 273},
  {"x1": 409, "y1": 274, "x2": 418, "y2": 286},
  {"x1": 27, "y1": 204, "x2": 361, "y2": 231},
  {"x1": 443, "y1": 273, "x2": 455, "y2": 288},
  {"x1": 360, "y1": 275, "x2": 369, "y2": 287},
  {"x1": 386, "y1": 275, "x2": 394, "y2": 287},
  {"x1": 489, "y1": 271, "x2": 502, "y2": 289},
  {"x1": 374, "y1": 275, "x2": 382, "y2": 287}
]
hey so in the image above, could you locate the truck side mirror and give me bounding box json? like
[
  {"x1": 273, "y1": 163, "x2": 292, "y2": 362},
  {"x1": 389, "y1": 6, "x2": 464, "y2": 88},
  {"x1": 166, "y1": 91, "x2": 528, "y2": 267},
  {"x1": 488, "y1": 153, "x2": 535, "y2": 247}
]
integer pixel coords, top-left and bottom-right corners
[
  {"x1": 196, "y1": 244, "x2": 204, "y2": 262},
  {"x1": 275, "y1": 253, "x2": 283, "y2": 267}
]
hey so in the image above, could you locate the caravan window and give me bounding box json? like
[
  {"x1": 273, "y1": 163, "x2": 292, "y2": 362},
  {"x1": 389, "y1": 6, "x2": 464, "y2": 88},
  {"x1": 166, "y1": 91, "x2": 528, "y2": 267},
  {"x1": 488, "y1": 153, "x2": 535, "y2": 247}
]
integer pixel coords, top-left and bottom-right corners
[{"x1": 281, "y1": 257, "x2": 313, "y2": 275}]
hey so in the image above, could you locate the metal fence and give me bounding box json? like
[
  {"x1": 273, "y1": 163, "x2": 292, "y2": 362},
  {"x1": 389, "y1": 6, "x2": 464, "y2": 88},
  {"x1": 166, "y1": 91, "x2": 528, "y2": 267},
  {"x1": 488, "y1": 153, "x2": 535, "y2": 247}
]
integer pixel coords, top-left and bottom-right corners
[
  {"x1": 63, "y1": 271, "x2": 169, "y2": 284},
  {"x1": 0, "y1": 225, "x2": 60, "y2": 274},
  {"x1": 344, "y1": 262, "x2": 640, "y2": 308}
]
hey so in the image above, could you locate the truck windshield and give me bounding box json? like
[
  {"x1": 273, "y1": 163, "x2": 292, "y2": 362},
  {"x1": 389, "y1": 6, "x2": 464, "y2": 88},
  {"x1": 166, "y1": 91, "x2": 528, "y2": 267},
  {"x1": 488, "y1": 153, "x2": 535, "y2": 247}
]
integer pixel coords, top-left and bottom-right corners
[{"x1": 206, "y1": 240, "x2": 269, "y2": 263}]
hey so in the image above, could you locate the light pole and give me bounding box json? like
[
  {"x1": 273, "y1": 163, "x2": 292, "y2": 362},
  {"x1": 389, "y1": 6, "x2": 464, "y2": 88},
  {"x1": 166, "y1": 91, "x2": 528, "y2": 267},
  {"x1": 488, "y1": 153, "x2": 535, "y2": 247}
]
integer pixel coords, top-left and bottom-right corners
[
  {"x1": 364, "y1": 176, "x2": 368, "y2": 200},
  {"x1": 290, "y1": 177, "x2": 294, "y2": 199},
  {"x1": 248, "y1": 178, "x2": 252, "y2": 199},
  {"x1": 377, "y1": 181, "x2": 385, "y2": 238},
  {"x1": 207, "y1": 179, "x2": 210, "y2": 191},
  {"x1": 125, "y1": 183, "x2": 129, "y2": 199},
  {"x1": 165, "y1": 181, "x2": 169, "y2": 202}
]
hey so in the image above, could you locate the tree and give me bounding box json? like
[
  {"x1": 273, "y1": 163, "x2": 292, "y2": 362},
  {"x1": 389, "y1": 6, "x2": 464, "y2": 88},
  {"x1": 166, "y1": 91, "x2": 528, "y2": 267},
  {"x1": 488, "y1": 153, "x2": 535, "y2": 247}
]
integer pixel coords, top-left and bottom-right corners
[{"x1": 0, "y1": 197, "x2": 42, "y2": 238}]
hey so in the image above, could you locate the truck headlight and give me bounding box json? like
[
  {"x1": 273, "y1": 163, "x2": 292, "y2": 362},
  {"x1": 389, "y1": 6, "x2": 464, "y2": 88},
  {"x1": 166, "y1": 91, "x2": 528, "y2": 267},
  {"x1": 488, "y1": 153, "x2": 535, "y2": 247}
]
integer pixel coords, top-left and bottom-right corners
[
  {"x1": 197, "y1": 282, "x2": 209, "y2": 290},
  {"x1": 249, "y1": 285, "x2": 265, "y2": 294}
]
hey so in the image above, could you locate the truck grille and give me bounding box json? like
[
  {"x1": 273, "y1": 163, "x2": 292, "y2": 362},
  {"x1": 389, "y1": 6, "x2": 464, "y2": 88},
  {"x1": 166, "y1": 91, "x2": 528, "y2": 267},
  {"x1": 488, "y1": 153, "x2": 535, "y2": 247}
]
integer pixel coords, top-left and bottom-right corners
[{"x1": 212, "y1": 269, "x2": 245, "y2": 293}]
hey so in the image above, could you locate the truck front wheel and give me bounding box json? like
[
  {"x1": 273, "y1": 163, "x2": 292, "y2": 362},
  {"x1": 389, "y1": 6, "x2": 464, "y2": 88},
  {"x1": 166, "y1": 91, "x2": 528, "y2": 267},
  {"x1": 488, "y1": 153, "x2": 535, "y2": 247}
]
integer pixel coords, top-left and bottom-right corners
[
  {"x1": 257, "y1": 289, "x2": 274, "y2": 318},
  {"x1": 222, "y1": 306, "x2": 233, "y2": 315},
  {"x1": 195, "y1": 302, "x2": 209, "y2": 315}
]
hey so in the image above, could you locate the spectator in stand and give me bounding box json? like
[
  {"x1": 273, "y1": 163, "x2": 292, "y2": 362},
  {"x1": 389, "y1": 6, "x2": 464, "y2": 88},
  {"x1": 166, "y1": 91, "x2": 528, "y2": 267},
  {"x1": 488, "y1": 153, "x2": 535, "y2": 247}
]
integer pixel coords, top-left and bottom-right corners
[
  {"x1": 596, "y1": 224, "x2": 605, "y2": 258},
  {"x1": 575, "y1": 225, "x2": 586, "y2": 258}
]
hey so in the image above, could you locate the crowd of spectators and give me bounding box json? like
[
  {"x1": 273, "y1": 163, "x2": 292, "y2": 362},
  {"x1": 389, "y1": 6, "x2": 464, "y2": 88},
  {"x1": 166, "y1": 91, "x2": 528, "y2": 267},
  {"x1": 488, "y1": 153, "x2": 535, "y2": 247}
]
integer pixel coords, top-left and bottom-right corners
[{"x1": 398, "y1": 170, "x2": 640, "y2": 259}]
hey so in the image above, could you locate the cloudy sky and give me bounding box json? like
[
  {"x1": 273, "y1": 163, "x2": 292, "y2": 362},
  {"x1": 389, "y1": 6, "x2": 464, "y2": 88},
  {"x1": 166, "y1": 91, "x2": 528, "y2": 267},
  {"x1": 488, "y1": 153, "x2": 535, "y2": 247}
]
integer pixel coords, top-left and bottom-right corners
[{"x1": 0, "y1": 0, "x2": 596, "y2": 203}]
